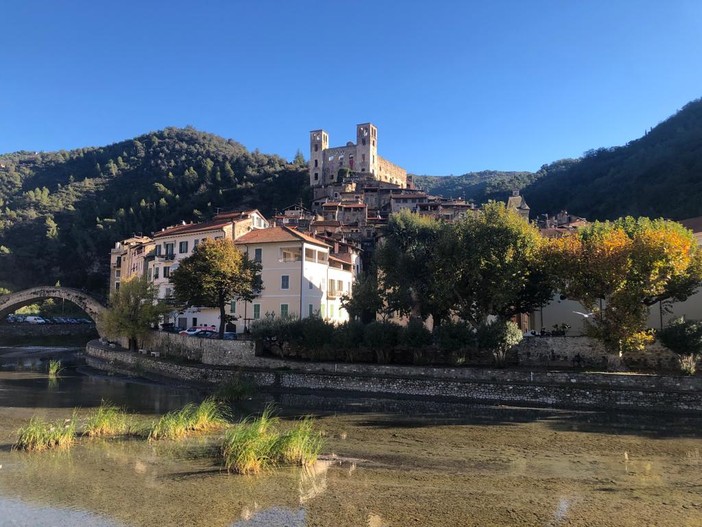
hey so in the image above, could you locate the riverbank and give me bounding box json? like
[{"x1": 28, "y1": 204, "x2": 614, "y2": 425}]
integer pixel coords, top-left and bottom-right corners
[{"x1": 85, "y1": 339, "x2": 702, "y2": 414}]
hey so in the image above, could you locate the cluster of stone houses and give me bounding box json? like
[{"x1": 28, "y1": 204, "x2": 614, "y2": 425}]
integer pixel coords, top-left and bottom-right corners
[{"x1": 109, "y1": 122, "x2": 702, "y2": 337}]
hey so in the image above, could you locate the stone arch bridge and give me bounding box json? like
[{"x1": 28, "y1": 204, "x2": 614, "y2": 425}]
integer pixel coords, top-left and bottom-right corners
[{"x1": 0, "y1": 287, "x2": 107, "y2": 336}]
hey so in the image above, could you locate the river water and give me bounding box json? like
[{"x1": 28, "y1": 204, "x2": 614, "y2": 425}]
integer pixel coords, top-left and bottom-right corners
[{"x1": 0, "y1": 346, "x2": 701, "y2": 526}]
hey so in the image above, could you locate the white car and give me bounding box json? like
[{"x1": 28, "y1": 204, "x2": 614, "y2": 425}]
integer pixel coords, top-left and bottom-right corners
[
  {"x1": 179, "y1": 325, "x2": 216, "y2": 336},
  {"x1": 24, "y1": 316, "x2": 46, "y2": 324}
]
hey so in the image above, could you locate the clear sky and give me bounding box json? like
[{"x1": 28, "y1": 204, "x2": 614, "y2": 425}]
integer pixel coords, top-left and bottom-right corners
[{"x1": 2, "y1": 1, "x2": 701, "y2": 175}]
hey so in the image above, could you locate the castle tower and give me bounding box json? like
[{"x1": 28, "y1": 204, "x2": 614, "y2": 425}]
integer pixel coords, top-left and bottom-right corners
[
  {"x1": 309, "y1": 130, "x2": 328, "y2": 187},
  {"x1": 356, "y1": 123, "x2": 378, "y2": 176}
]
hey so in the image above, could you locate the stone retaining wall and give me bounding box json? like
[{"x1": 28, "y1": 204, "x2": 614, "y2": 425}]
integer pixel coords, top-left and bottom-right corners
[{"x1": 86, "y1": 340, "x2": 702, "y2": 414}]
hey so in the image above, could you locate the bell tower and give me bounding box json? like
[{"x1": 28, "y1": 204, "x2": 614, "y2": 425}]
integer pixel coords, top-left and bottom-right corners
[
  {"x1": 356, "y1": 123, "x2": 378, "y2": 177},
  {"x1": 309, "y1": 130, "x2": 328, "y2": 187}
]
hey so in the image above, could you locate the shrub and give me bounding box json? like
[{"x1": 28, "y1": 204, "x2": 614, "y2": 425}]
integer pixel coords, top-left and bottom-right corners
[
  {"x1": 436, "y1": 320, "x2": 475, "y2": 352},
  {"x1": 399, "y1": 319, "x2": 433, "y2": 348},
  {"x1": 47, "y1": 359, "x2": 63, "y2": 378},
  {"x1": 477, "y1": 320, "x2": 523, "y2": 368},
  {"x1": 364, "y1": 321, "x2": 401, "y2": 363},
  {"x1": 215, "y1": 375, "x2": 255, "y2": 402},
  {"x1": 332, "y1": 320, "x2": 366, "y2": 350},
  {"x1": 658, "y1": 318, "x2": 702, "y2": 375}
]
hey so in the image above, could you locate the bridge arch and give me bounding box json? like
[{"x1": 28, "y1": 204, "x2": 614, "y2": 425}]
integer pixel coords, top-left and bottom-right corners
[{"x1": 0, "y1": 287, "x2": 107, "y2": 336}]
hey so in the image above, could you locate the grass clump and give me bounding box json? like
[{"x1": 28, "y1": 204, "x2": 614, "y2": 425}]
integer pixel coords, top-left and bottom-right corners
[
  {"x1": 15, "y1": 416, "x2": 76, "y2": 452},
  {"x1": 221, "y1": 408, "x2": 323, "y2": 475},
  {"x1": 82, "y1": 401, "x2": 130, "y2": 437},
  {"x1": 275, "y1": 417, "x2": 323, "y2": 466},
  {"x1": 148, "y1": 397, "x2": 227, "y2": 441},
  {"x1": 47, "y1": 359, "x2": 63, "y2": 378},
  {"x1": 215, "y1": 375, "x2": 254, "y2": 402}
]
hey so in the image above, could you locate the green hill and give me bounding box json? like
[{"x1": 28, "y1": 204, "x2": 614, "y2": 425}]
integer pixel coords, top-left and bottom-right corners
[
  {"x1": 522, "y1": 98, "x2": 702, "y2": 220},
  {"x1": 412, "y1": 170, "x2": 538, "y2": 203},
  {"x1": 0, "y1": 127, "x2": 309, "y2": 292}
]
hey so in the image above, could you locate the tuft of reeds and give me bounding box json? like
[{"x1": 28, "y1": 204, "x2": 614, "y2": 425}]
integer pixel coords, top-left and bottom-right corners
[
  {"x1": 215, "y1": 375, "x2": 254, "y2": 402},
  {"x1": 148, "y1": 397, "x2": 228, "y2": 441},
  {"x1": 47, "y1": 359, "x2": 63, "y2": 379},
  {"x1": 222, "y1": 411, "x2": 279, "y2": 475},
  {"x1": 275, "y1": 417, "x2": 324, "y2": 466},
  {"x1": 82, "y1": 401, "x2": 130, "y2": 437},
  {"x1": 221, "y1": 408, "x2": 324, "y2": 475},
  {"x1": 15, "y1": 416, "x2": 76, "y2": 452}
]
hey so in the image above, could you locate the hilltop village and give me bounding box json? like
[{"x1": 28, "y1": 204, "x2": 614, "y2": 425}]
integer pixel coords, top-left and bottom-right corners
[{"x1": 108, "y1": 123, "x2": 586, "y2": 333}]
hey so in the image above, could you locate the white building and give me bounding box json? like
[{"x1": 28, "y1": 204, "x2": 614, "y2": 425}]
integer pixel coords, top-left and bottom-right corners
[
  {"x1": 233, "y1": 226, "x2": 354, "y2": 331},
  {"x1": 147, "y1": 210, "x2": 269, "y2": 329}
]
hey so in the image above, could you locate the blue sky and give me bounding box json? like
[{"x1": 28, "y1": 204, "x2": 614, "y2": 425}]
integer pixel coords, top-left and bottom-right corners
[{"x1": 2, "y1": 1, "x2": 701, "y2": 175}]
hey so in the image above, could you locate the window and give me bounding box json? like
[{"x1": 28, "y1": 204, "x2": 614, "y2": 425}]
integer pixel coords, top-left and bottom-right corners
[
  {"x1": 163, "y1": 266, "x2": 170, "y2": 278},
  {"x1": 308, "y1": 279, "x2": 313, "y2": 290},
  {"x1": 192, "y1": 317, "x2": 197, "y2": 327},
  {"x1": 147, "y1": 269, "x2": 152, "y2": 281},
  {"x1": 194, "y1": 239, "x2": 200, "y2": 247},
  {"x1": 280, "y1": 304, "x2": 289, "y2": 318},
  {"x1": 305, "y1": 248, "x2": 315, "y2": 262},
  {"x1": 314, "y1": 172, "x2": 319, "y2": 181},
  {"x1": 154, "y1": 267, "x2": 160, "y2": 279},
  {"x1": 165, "y1": 243, "x2": 174, "y2": 256},
  {"x1": 281, "y1": 275, "x2": 289, "y2": 289},
  {"x1": 314, "y1": 159, "x2": 318, "y2": 167},
  {"x1": 308, "y1": 304, "x2": 313, "y2": 317},
  {"x1": 115, "y1": 282, "x2": 120, "y2": 291},
  {"x1": 314, "y1": 144, "x2": 318, "y2": 152},
  {"x1": 179, "y1": 241, "x2": 188, "y2": 253},
  {"x1": 230, "y1": 301, "x2": 236, "y2": 314},
  {"x1": 155, "y1": 245, "x2": 162, "y2": 256},
  {"x1": 253, "y1": 304, "x2": 261, "y2": 320},
  {"x1": 281, "y1": 247, "x2": 301, "y2": 262},
  {"x1": 254, "y1": 248, "x2": 262, "y2": 263},
  {"x1": 115, "y1": 269, "x2": 121, "y2": 278}
]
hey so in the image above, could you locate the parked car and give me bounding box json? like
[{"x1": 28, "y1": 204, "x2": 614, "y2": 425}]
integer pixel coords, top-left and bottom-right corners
[
  {"x1": 194, "y1": 330, "x2": 217, "y2": 338},
  {"x1": 24, "y1": 316, "x2": 46, "y2": 324},
  {"x1": 179, "y1": 325, "x2": 216, "y2": 336}
]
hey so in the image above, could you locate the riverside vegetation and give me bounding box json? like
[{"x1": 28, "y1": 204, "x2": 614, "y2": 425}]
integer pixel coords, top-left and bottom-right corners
[{"x1": 13, "y1": 400, "x2": 324, "y2": 476}]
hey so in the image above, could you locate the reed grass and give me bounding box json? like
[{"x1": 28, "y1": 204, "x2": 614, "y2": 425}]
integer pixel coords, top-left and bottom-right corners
[
  {"x1": 15, "y1": 416, "x2": 76, "y2": 452},
  {"x1": 215, "y1": 375, "x2": 254, "y2": 402},
  {"x1": 221, "y1": 408, "x2": 323, "y2": 475},
  {"x1": 47, "y1": 359, "x2": 63, "y2": 378},
  {"x1": 148, "y1": 397, "x2": 227, "y2": 441},
  {"x1": 275, "y1": 417, "x2": 323, "y2": 466},
  {"x1": 82, "y1": 401, "x2": 130, "y2": 437}
]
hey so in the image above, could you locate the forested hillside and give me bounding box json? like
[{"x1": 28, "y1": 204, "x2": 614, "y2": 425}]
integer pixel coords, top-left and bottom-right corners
[
  {"x1": 412, "y1": 170, "x2": 538, "y2": 202},
  {"x1": 0, "y1": 127, "x2": 309, "y2": 292},
  {"x1": 522, "y1": 99, "x2": 702, "y2": 220}
]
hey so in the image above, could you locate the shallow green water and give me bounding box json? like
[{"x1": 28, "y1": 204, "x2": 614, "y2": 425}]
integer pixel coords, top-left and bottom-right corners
[{"x1": 1, "y1": 347, "x2": 701, "y2": 526}]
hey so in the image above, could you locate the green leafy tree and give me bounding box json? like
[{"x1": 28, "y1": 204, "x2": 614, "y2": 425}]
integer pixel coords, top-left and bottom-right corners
[
  {"x1": 170, "y1": 239, "x2": 261, "y2": 338},
  {"x1": 549, "y1": 217, "x2": 702, "y2": 354},
  {"x1": 341, "y1": 272, "x2": 385, "y2": 323},
  {"x1": 101, "y1": 276, "x2": 170, "y2": 351},
  {"x1": 449, "y1": 202, "x2": 553, "y2": 327},
  {"x1": 375, "y1": 210, "x2": 454, "y2": 331}
]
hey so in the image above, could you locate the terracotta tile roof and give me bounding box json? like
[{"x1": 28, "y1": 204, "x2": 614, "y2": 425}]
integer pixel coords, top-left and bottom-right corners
[
  {"x1": 154, "y1": 219, "x2": 230, "y2": 238},
  {"x1": 234, "y1": 226, "x2": 330, "y2": 248},
  {"x1": 212, "y1": 208, "x2": 263, "y2": 221}
]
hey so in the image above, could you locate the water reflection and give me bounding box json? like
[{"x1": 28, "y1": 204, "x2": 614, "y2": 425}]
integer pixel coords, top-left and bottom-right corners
[
  {"x1": 231, "y1": 506, "x2": 305, "y2": 526},
  {"x1": 0, "y1": 496, "x2": 127, "y2": 527}
]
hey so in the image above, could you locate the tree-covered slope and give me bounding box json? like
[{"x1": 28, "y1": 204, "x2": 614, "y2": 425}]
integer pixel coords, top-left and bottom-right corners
[
  {"x1": 0, "y1": 127, "x2": 309, "y2": 292},
  {"x1": 412, "y1": 170, "x2": 538, "y2": 202},
  {"x1": 522, "y1": 99, "x2": 702, "y2": 220}
]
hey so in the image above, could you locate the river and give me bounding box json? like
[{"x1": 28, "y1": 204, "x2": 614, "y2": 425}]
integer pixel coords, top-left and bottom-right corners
[{"x1": 0, "y1": 345, "x2": 701, "y2": 526}]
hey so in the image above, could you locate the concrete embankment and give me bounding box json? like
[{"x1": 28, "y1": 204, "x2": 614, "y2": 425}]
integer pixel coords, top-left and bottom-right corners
[{"x1": 85, "y1": 336, "x2": 702, "y2": 414}]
